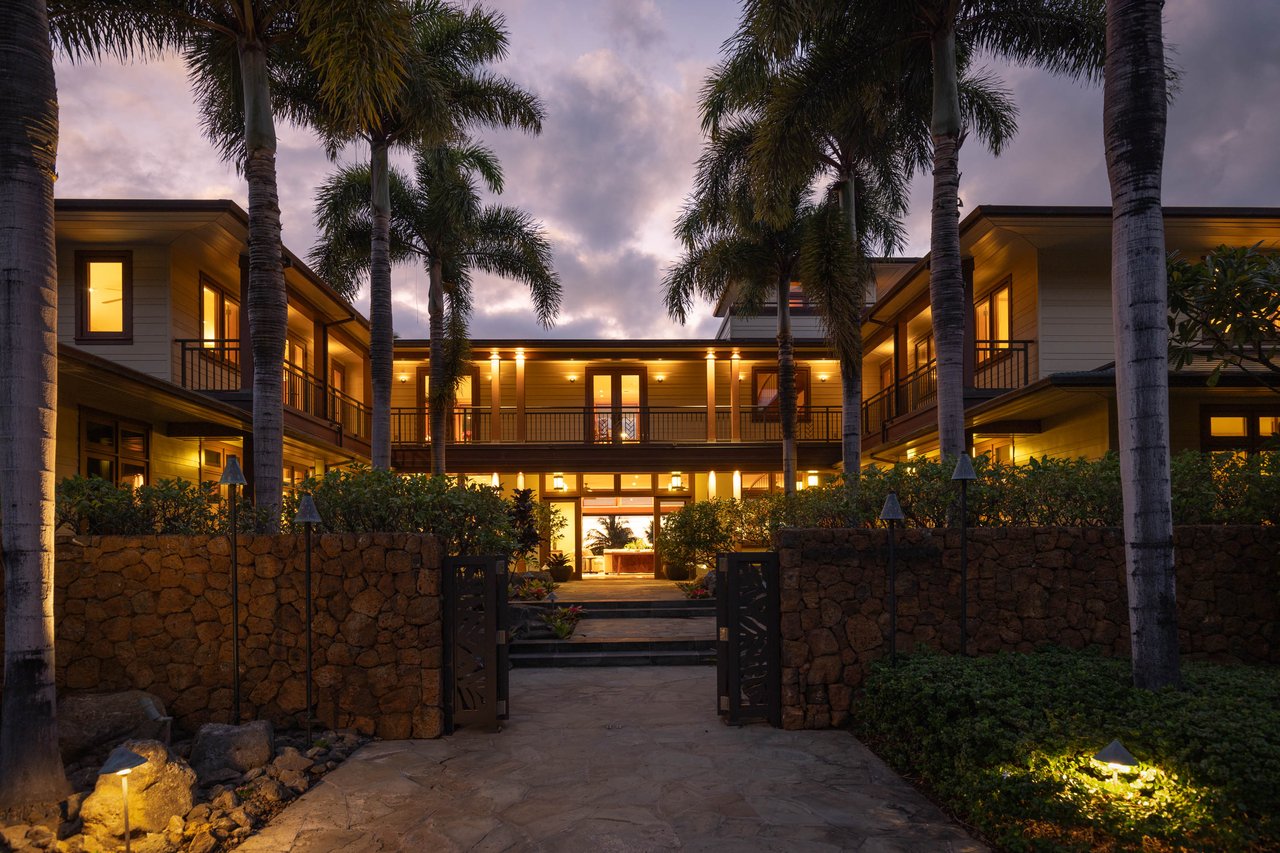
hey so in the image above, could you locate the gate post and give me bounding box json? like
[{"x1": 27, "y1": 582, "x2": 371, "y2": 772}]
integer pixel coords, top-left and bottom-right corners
[{"x1": 715, "y1": 551, "x2": 781, "y2": 727}]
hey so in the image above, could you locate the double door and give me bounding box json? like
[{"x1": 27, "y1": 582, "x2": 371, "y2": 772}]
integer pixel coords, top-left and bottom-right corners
[{"x1": 589, "y1": 368, "x2": 645, "y2": 444}]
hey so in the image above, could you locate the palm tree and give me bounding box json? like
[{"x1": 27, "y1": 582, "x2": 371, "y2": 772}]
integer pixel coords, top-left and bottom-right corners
[
  {"x1": 700, "y1": 14, "x2": 1016, "y2": 476},
  {"x1": 0, "y1": 0, "x2": 71, "y2": 810},
  {"x1": 665, "y1": 119, "x2": 869, "y2": 494},
  {"x1": 586, "y1": 516, "x2": 636, "y2": 556},
  {"x1": 311, "y1": 142, "x2": 560, "y2": 476},
  {"x1": 285, "y1": 0, "x2": 544, "y2": 469},
  {"x1": 52, "y1": 0, "x2": 411, "y2": 527},
  {"x1": 1103, "y1": 0, "x2": 1179, "y2": 689}
]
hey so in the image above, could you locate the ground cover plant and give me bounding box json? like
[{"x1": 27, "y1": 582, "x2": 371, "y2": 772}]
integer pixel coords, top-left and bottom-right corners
[{"x1": 852, "y1": 648, "x2": 1280, "y2": 852}]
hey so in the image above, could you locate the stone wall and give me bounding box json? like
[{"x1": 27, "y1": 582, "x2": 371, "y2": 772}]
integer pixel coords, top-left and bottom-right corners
[
  {"x1": 1, "y1": 533, "x2": 443, "y2": 739},
  {"x1": 777, "y1": 526, "x2": 1280, "y2": 731}
]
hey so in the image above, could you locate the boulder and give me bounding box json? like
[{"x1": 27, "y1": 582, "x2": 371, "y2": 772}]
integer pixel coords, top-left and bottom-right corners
[
  {"x1": 189, "y1": 721, "x2": 273, "y2": 782},
  {"x1": 271, "y1": 747, "x2": 313, "y2": 773},
  {"x1": 58, "y1": 691, "x2": 172, "y2": 761},
  {"x1": 81, "y1": 740, "x2": 196, "y2": 841}
]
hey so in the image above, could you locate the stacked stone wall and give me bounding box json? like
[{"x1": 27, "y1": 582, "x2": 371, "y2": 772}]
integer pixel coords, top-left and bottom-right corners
[
  {"x1": 1, "y1": 533, "x2": 444, "y2": 739},
  {"x1": 777, "y1": 526, "x2": 1280, "y2": 730}
]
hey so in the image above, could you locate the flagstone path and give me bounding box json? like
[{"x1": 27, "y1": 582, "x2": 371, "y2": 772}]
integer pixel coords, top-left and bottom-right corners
[{"x1": 236, "y1": 668, "x2": 985, "y2": 852}]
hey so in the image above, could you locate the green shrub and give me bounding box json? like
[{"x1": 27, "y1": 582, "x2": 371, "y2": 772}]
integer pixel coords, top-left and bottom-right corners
[
  {"x1": 852, "y1": 648, "x2": 1280, "y2": 851},
  {"x1": 56, "y1": 476, "x2": 231, "y2": 535},
  {"x1": 656, "y1": 499, "x2": 737, "y2": 577}
]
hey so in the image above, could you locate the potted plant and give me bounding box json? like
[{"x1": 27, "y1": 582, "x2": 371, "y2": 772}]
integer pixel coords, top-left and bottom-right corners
[{"x1": 545, "y1": 552, "x2": 574, "y2": 583}]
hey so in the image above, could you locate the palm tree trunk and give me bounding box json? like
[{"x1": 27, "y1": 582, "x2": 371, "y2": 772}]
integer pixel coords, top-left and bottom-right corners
[
  {"x1": 368, "y1": 139, "x2": 393, "y2": 469},
  {"x1": 0, "y1": 0, "x2": 71, "y2": 808},
  {"x1": 1104, "y1": 0, "x2": 1179, "y2": 690},
  {"x1": 777, "y1": 273, "x2": 797, "y2": 495},
  {"x1": 839, "y1": 176, "x2": 862, "y2": 482},
  {"x1": 928, "y1": 26, "x2": 967, "y2": 461},
  {"x1": 427, "y1": 257, "x2": 447, "y2": 477},
  {"x1": 240, "y1": 41, "x2": 285, "y2": 531}
]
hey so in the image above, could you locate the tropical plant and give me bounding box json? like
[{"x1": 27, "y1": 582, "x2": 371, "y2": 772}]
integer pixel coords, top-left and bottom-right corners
[
  {"x1": 311, "y1": 142, "x2": 559, "y2": 476},
  {"x1": 656, "y1": 500, "x2": 737, "y2": 580},
  {"x1": 1104, "y1": 0, "x2": 1178, "y2": 689},
  {"x1": 543, "y1": 552, "x2": 574, "y2": 583},
  {"x1": 585, "y1": 515, "x2": 635, "y2": 556},
  {"x1": 288, "y1": 0, "x2": 544, "y2": 468},
  {"x1": 508, "y1": 487, "x2": 541, "y2": 564},
  {"x1": 664, "y1": 118, "x2": 867, "y2": 493},
  {"x1": 0, "y1": 0, "x2": 69, "y2": 809},
  {"x1": 510, "y1": 576, "x2": 557, "y2": 601},
  {"x1": 51, "y1": 0, "x2": 411, "y2": 528},
  {"x1": 540, "y1": 605, "x2": 584, "y2": 639},
  {"x1": 1167, "y1": 244, "x2": 1280, "y2": 388}
]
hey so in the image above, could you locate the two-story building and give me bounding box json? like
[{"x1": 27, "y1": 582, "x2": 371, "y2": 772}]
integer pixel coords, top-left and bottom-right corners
[
  {"x1": 55, "y1": 199, "x2": 373, "y2": 494},
  {"x1": 858, "y1": 206, "x2": 1280, "y2": 465}
]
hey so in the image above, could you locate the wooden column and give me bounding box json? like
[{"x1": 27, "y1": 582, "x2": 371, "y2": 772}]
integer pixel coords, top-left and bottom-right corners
[
  {"x1": 490, "y1": 351, "x2": 502, "y2": 442},
  {"x1": 962, "y1": 257, "x2": 977, "y2": 387},
  {"x1": 706, "y1": 352, "x2": 717, "y2": 442},
  {"x1": 515, "y1": 352, "x2": 526, "y2": 442},
  {"x1": 730, "y1": 353, "x2": 741, "y2": 442}
]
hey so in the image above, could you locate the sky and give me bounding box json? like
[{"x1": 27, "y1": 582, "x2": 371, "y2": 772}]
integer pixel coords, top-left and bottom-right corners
[{"x1": 52, "y1": 0, "x2": 1280, "y2": 342}]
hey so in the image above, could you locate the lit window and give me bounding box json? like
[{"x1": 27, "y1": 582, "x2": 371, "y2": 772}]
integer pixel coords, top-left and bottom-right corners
[
  {"x1": 975, "y1": 281, "x2": 1012, "y2": 361},
  {"x1": 1203, "y1": 410, "x2": 1280, "y2": 453},
  {"x1": 200, "y1": 276, "x2": 239, "y2": 363},
  {"x1": 81, "y1": 411, "x2": 148, "y2": 486},
  {"x1": 1209, "y1": 417, "x2": 1248, "y2": 438},
  {"x1": 76, "y1": 251, "x2": 132, "y2": 341},
  {"x1": 752, "y1": 367, "x2": 810, "y2": 421}
]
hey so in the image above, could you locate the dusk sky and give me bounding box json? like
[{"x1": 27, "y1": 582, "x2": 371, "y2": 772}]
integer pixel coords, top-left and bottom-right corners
[{"x1": 53, "y1": 0, "x2": 1280, "y2": 341}]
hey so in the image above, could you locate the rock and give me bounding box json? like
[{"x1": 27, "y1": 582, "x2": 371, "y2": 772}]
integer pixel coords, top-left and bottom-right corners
[
  {"x1": 209, "y1": 789, "x2": 238, "y2": 812},
  {"x1": 57, "y1": 691, "x2": 172, "y2": 761},
  {"x1": 1, "y1": 825, "x2": 30, "y2": 850},
  {"x1": 164, "y1": 815, "x2": 184, "y2": 837},
  {"x1": 277, "y1": 769, "x2": 309, "y2": 792},
  {"x1": 271, "y1": 747, "x2": 313, "y2": 773},
  {"x1": 252, "y1": 778, "x2": 290, "y2": 805},
  {"x1": 305, "y1": 747, "x2": 325, "y2": 759},
  {"x1": 184, "y1": 804, "x2": 211, "y2": 824},
  {"x1": 189, "y1": 721, "x2": 273, "y2": 782},
  {"x1": 131, "y1": 834, "x2": 176, "y2": 853},
  {"x1": 80, "y1": 740, "x2": 196, "y2": 842},
  {"x1": 187, "y1": 830, "x2": 217, "y2": 853},
  {"x1": 27, "y1": 824, "x2": 56, "y2": 848},
  {"x1": 227, "y1": 808, "x2": 252, "y2": 829},
  {"x1": 242, "y1": 767, "x2": 264, "y2": 782}
]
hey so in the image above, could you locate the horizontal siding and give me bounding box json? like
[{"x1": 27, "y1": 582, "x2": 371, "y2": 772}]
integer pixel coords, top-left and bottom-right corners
[
  {"x1": 1036, "y1": 245, "x2": 1115, "y2": 374},
  {"x1": 1013, "y1": 400, "x2": 1111, "y2": 460},
  {"x1": 58, "y1": 241, "x2": 171, "y2": 381}
]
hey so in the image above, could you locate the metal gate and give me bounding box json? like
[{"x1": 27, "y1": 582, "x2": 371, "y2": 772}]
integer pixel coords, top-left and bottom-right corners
[
  {"x1": 716, "y1": 551, "x2": 781, "y2": 727},
  {"x1": 442, "y1": 556, "x2": 510, "y2": 734}
]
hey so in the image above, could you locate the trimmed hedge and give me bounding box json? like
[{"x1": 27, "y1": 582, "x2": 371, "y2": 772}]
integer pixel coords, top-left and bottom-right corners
[{"x1": 853, "y1": 648, "x2": 1280, "y2": 852}]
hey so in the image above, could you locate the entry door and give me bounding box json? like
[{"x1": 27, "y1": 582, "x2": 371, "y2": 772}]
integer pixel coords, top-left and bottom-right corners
[
  {"x1": 589, "y1": 369, "x2": 645, "y2": 444},
  {"x1": 422, "y1": 374, "x2": 475, "y2": 442}
]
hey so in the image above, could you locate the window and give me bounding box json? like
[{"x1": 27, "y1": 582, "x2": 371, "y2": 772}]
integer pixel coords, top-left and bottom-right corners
[
  {"x1": 283, "y1": 461, "x2": 313, "y2": 495},
  {"x1": 911, "y1": 334, "x2": 934, "y2": 372},
  {"x1": 1202, "y1": 408, "x2": 1280, "y2": 453},
  {"x1": 75, "y1": 251, "x2": 133, "y2": 342},
  {"x1": 752, "y1": 366, "x2": 810, "y2": 421},
  {"x1": 81, "y1": 411, "x2": 148, "y2": 486},
  {"x1": 975, "y1": 280, "x2": 1012, "y2": 362},
  {"x1": 878, "y1": 359, "x2": 893, "y2": 393},
  {"x1": 199, "y1": 274, "x2": 239, "y2": 362}
]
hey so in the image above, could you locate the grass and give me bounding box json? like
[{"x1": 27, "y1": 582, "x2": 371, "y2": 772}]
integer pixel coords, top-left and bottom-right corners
[{"x1": 851, "y1": 647, "x2": 1280, "y2": 852}]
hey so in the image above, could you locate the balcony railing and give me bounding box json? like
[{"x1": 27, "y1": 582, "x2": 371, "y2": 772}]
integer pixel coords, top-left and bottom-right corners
[
  {"x1": 177, "y1": 339, "x2": 371, "y2": 440},
  {"x1": 390, "y1": 405, "x2": 843, "y2": 446},
  {"x1": 862, "y1": 340, "x2": 1033, "y2": 438}
]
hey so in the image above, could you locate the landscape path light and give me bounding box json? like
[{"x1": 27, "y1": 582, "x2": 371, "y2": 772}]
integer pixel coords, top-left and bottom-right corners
[
  {"x1": 219, "y1": 455, "x2": 247, "y2": 723},
  {"x1": 99, "y1": 748, "x2": 147, "y2": 853},
  {"x1": 295, "y1": 493, "x2": 323, "y2": 743},
  {"x1": 952, "y1": 453, "x2": 977, "y2": 657},
  {"x1": 879, "y1": 491, "x2": 905, "y2": 667},
  {"x1": 1094, "y1": 739, "x2": 1139, "y2": 775}
]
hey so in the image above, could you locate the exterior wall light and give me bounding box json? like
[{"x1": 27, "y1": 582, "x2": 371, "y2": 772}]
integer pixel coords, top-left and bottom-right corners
[
  {"x1": 552, "y1": 473, "x2": 566, "y2": 491},
  {"x1": 567, "y1": 374, "x2": 577, "y2": 383},
  {"x1": 656, "y1": 374, "x2": 665, "y2": 383},
  {"x1": 1094, "y1": 739, "x2": 1139, "y2": 773},
  {"x1": 818, "y1": 374, "x2": 829, "y2": 383},
  {"x1": 398, "y1": 373, "x2": 409, "y2": 384},
  {"x1": 806, "y1": 472, "x2": 819, "y2": 487},
  {"x1": 670, "y1": 472, "x2": 683, "y2": 490},
  {"x1": 100, "y1": 748, "x2": 148, "y2": 852}
]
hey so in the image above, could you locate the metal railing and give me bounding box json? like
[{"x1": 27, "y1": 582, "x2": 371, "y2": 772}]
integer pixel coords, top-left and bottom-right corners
[
  {"x1": 860, "y1": 339, "x2": 1034, "y2": 438},
  {"x1": 390, "y1": 405, "x2": 843, "y2": 446},
  {"x1": 177, "y1": 338, "x2": 371, "y2": 441}
]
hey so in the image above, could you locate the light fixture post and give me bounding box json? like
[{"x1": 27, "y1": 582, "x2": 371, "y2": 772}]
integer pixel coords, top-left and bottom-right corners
[
  {"x1": 100, "y1": 749, "x2": 147, "y2": 853},
  {"x1": 952, "y1": 453, "x2": 977, "y2": 657},
  {"x1": 880, "y1": 491, "x2": 905, "y2": 667},
  {"x1": 220, "y1": 456, "x2": 247, "y2": 723},
  {"x1": 295, "y1": 494, "x2": 323, "y2": 743}
]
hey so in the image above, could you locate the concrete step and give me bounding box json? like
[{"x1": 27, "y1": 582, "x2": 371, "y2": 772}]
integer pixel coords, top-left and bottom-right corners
[
  {"x1": 556, "y1": 599, "x2": 715, "y2": 619},
  {"x1": 510, "y1": 646, "x2": 716, "y2": 668}
]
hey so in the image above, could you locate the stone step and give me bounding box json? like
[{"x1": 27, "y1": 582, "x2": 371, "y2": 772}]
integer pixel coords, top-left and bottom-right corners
[
  {"x1": 513, "y1": 638, "x2": 715, "y2": 654},
  {"x1": 509, "y1": 646, "x2": 716, "y2": 668},
  {"x1": 555, "y1": 600, "x2": 715, "y2": 619}
]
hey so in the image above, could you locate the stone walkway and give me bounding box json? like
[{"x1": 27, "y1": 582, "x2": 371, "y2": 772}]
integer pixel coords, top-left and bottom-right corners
[
  {"x1": 236, "y1": 668, "x2": 985, "y2": 852},
  {"x1": 571, "y1": 616, "x2": 715, "y2": 643}
]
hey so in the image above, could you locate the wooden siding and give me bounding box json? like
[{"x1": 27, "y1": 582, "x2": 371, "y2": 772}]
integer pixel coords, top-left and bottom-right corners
[
  {"x1": 1036, "y1": 245, "x2": 1115, "y2": 374},
  {"x1": 57, "y1": 241, "x2": 171, "y2": 380},
  {"x1": 1012, "y1": 400, "x2": 1112, "y2": 460}
]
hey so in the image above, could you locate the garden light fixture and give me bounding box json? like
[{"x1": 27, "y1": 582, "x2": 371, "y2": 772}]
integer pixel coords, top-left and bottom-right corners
[
  {"x1": 219, "y1": 455, "x2": 247, "y2": 723},
  {"x1": 952, "y1": 453, "x2": 976, "y2": 656},
  {"x1": 100, "y1": 748, "x2": 147, "y2": 852},
  {"x1": 1094, "y1": 739, "x2": 1139, "y2": 773},
  {"x1": 880, "y1": 491, "x2": 905, "y2": 667},
  {"x1": 295, "y1": 493, "x2": 323, "y2": 743}
]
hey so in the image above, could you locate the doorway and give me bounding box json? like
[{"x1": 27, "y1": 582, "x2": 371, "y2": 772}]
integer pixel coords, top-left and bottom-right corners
[{"x1": 588, "y1": 367, "x2": 646, "y2": 443}]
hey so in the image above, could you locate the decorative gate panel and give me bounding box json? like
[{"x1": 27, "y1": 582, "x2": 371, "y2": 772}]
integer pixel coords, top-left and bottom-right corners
[
  {"x1": 442, "y1": 556, "x2": 509, "y2": 733},
  {"x1": 715, "y1": 551, "x2": 781, "y2": 727}
]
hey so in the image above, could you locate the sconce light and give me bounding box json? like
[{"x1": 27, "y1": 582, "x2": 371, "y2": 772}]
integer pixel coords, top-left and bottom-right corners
[
  {"x1": 567, "y1": 374, "x2": 578, "y2": 383},
  {"x1": 738, "y1": 372, "x2": 745, "y2": 381},
  {"x1": 656, "y1": 374, "x2": 665, "y2": 383},
  {"x1": 552, "y1": 473, "x2": 566, "y2": 491},
  {"x1": 397, "y1": 374, "x2": 409, "y2": 384},
  {"x1": 818, "y1": 374, "x2": 829, "y2": 383},
  {"x1": 669, "y1": 472, "x2": 683, "y2": 490},
  {"x1": 806, "y1": 472, "x2": 819, "y2": 487}
]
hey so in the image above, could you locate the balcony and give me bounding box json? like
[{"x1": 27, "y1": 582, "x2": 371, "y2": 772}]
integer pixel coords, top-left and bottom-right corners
[
  {"x1": 177, "y1": 339, "x2": 371, "y2": 441},
  {"x1": 862, "y1": 340, "x2": 1033, "y2": 439},
  {"x1": 389, "y1": 405, "x2": 843, "y2": 446}
]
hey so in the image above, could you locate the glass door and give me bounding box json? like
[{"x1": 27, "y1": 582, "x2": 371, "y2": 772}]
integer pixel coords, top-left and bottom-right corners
[{"x1": 589, "y1": 369, "x2": 645, "y2": 444}]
